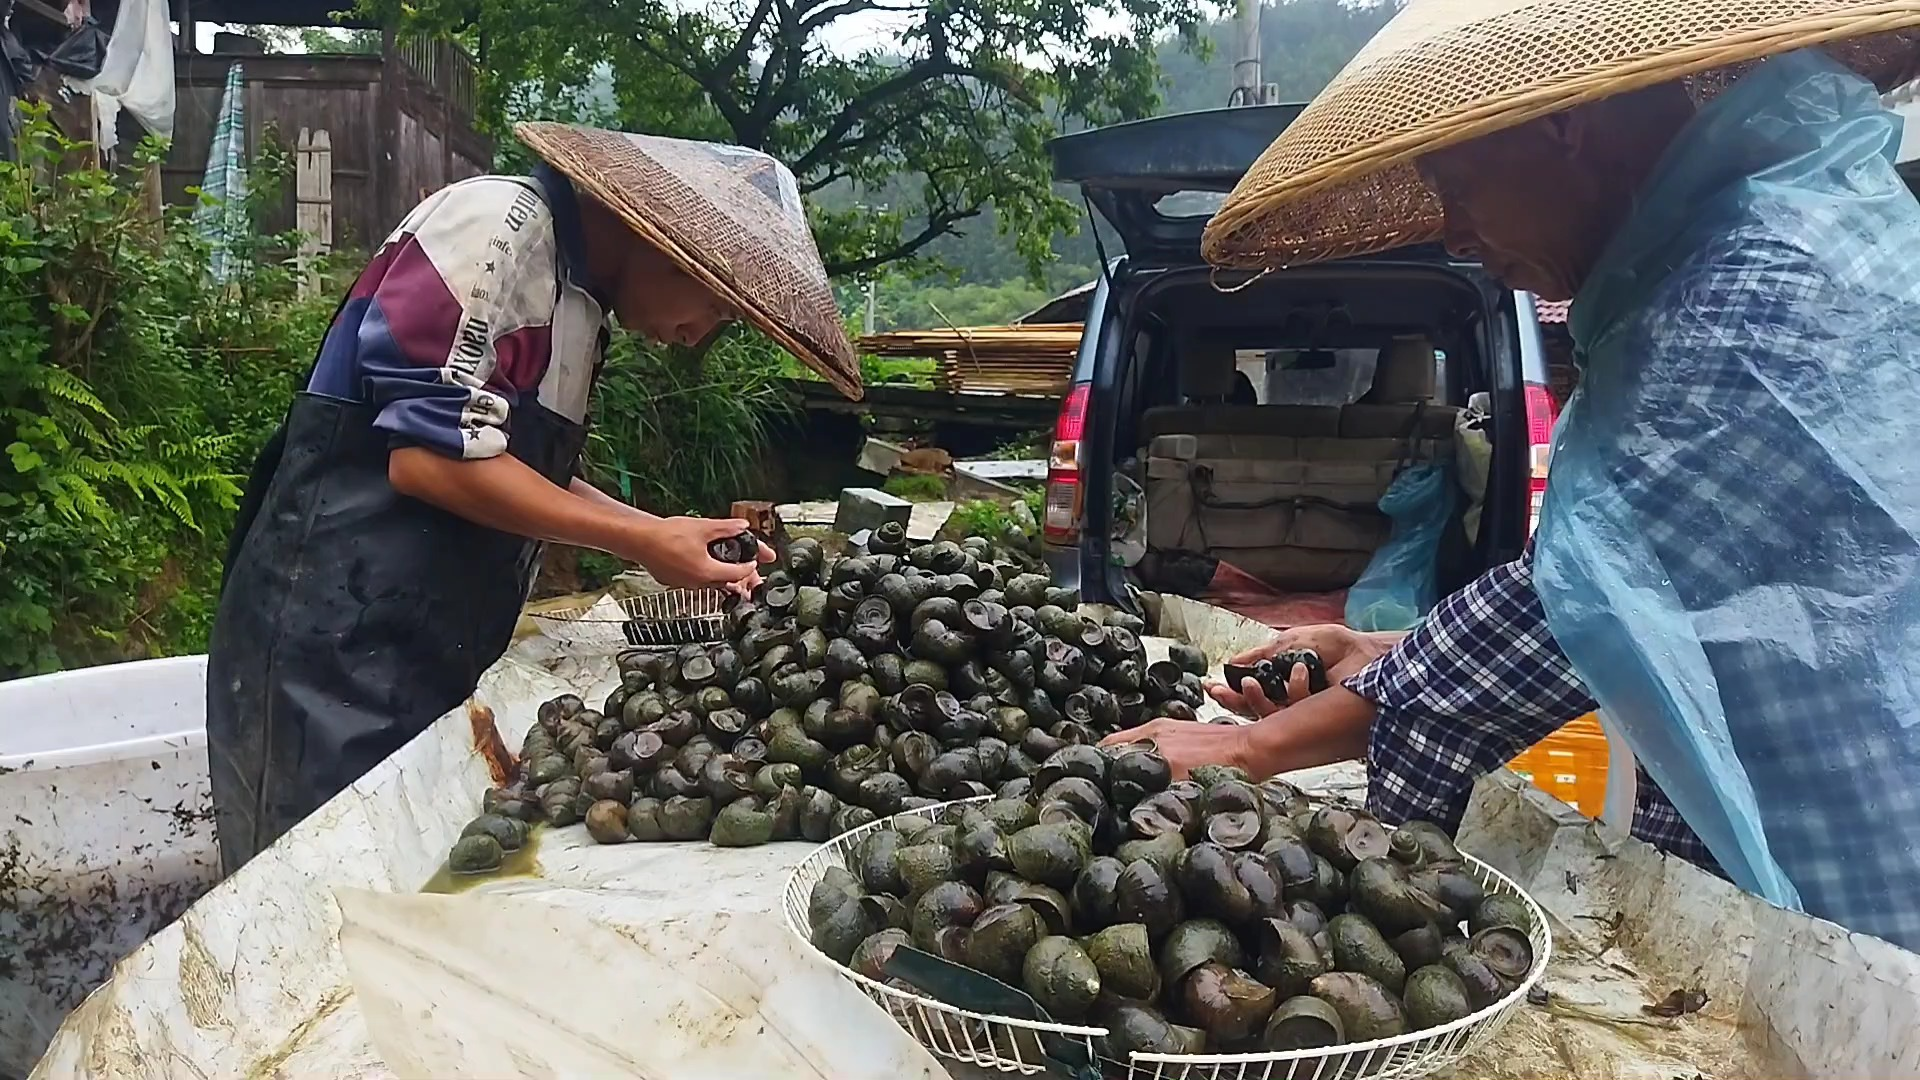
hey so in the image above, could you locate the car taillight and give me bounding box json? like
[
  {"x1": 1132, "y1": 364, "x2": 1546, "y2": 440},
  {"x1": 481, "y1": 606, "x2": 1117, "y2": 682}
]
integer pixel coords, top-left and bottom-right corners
[
  {"x1": 1524, "y1": 382, "x2": 1559, "y2": 533},
  {"x1": 1044, "y1": 383, "x2": 1090, "y2": 545}
]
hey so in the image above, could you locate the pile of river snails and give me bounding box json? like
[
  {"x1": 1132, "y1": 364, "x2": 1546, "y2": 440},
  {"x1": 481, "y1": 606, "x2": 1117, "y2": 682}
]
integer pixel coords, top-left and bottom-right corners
[
  {"x1": 446, "y1": 521, "x2": 1218, "y2": 869},
  {"x1": 806, "y1": 762, "x2": 1536, "y2": 1061}
]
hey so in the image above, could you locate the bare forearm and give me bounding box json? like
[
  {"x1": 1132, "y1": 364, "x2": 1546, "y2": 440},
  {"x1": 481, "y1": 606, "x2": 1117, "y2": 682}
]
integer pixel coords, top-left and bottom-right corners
[
  {"x1": 568, "y1": 476, "x2": 658, "y2": 521},
  {"x1": 390, "y1": 448, "x2": 633, "y2": 554},
  {"x1": 1236, "y1": 687, "x2": 1377, "y2": 779}
]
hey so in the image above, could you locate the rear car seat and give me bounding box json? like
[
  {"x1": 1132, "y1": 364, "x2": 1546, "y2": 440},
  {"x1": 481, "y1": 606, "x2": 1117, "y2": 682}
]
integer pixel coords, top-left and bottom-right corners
[{"x1": 1141, "y1": 337, "x2": 1458, "y2": 592}]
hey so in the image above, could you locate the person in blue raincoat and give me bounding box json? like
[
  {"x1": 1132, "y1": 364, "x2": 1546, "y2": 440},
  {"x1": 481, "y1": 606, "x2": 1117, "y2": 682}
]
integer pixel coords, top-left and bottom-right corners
[{"x1": 1107, "y1": 0, "x2": 1920, "y2": 950}]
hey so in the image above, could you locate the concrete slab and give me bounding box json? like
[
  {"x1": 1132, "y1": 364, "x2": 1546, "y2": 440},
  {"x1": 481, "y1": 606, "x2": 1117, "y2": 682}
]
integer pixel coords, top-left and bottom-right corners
[
  {"x1": 955, "y1": 458, "x2": 1045, "y2": 481},
  {"x1": 834, "y1": 487, "x2": 912, "y2": 535}
]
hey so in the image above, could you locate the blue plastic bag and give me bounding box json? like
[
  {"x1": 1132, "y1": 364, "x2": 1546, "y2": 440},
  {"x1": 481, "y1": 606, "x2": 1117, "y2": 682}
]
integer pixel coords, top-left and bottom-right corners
[
  {"x1": 1535, "y1": 49, "x2": 1920, "y2": 947},
  {"x1": 1346, "y1": 461, "x2": 1455, "y2": 632}
]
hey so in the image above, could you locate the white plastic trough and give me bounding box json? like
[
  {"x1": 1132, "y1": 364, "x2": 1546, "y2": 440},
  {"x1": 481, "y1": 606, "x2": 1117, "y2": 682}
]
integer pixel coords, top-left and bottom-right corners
[
  {"x1": 17, "y1": 599, "x2": 1920, "y2": 1079},
  {"x1": 0, "y1": 656, "x2": 219, "y2": 1077}
]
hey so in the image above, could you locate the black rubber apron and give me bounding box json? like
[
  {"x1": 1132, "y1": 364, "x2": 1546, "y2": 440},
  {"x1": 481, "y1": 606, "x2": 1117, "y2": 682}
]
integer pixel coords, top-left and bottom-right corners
[{"x1": 207, "y1": 175, "x2": 595, "y2": 874}]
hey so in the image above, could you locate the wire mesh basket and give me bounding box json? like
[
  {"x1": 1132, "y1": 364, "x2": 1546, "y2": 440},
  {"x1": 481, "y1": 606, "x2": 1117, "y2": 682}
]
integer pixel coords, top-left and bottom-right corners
[
  {"x1": 783, "y1": 796, "x2": 1553, "y2": 1080},
  {"x1": 527, "y1": 589, "x2": 730, "y2": 653}
]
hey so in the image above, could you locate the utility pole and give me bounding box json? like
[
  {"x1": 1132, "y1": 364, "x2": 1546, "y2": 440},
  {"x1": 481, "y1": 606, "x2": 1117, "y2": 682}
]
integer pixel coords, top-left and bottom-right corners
[
  {"x1": 856, "y1": 200, "x2": 887, "y2": 335},
  {"x1": 1228, "y1": 0, "x2": 1275, "y2": 107}
]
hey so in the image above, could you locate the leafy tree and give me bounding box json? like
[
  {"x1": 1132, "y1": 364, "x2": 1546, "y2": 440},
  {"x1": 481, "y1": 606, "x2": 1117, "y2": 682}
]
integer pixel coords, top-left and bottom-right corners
[
  {"x1": 869, "y1": 265, "x2": 1091, "y2": 330},
  {"x1": 235, "y1": 24, "x2": 383, "y2": 54},
  {"x1": 375, "y1": 0, "x2": 1216, "y2": 279},
  {"x1": 839, "y1": 0, "x2": 1399, "y2": 325}
]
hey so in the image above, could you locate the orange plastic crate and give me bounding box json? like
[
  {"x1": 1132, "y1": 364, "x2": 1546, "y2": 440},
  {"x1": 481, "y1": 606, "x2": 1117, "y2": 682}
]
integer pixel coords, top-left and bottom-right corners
[{"x1": 1507, "y1": 714, "x2": 1610, "y2": 818}]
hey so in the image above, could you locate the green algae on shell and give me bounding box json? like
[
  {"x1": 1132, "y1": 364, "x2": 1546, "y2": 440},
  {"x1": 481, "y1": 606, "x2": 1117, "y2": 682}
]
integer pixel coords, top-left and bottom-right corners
[
  {"x1": 1006, "y1": 821, "x2": 1093, "y2": 890},
  {"x1": 1082, "y1": 921, "x2": 1159, "y2": 1001},
  {"x1": 1328, "y1": 913, "x2": 1407, "y2": 995},
  {"x1": 448, "y1": 834, "x2": 504, "y2": 874},
  {"x1": 1309, "y1": 971, "x2": 1407, "y2": 1042},
  {"x1": 1022, "y1": 936, "x2": 1102, "y2": 1021},
  {"x1": 965, "y1": 902, "x2": 1046, "y2": 984},
  {"x1": 1158, "y1": 917, "x2": 1246, "y2": 988},
  {"x1": 461, "y1": 813, "x2": 529, "y2": 852},
  {"x1": 1404, "y1": 964, "x2": 1477, "y2": 1031},
  {"x1": 710, "y1": 798, "x2": 775, "y2": 846}
]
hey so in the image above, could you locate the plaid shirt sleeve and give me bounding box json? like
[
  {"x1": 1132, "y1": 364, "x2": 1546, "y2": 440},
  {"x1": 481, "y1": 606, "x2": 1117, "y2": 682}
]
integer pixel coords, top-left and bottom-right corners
[{"x1": 1345, "y1": 548, "x2": 1721, "y2": 873}]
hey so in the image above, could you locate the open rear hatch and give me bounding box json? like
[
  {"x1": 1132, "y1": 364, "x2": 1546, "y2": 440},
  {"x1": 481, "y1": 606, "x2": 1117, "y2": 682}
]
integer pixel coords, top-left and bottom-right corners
[{"x1": 1048, "y1": 104, "x2": 1306, "y2": 265}]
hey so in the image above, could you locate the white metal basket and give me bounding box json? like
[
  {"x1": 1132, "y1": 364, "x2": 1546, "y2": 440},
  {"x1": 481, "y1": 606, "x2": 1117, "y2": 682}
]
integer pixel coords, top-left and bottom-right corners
[
  {"x1": 782, "y1": 796, "x2": 1553, "y2": 1080},
  {"x1": 528, "y1": 589, "x2": 730, "y2": 653}
]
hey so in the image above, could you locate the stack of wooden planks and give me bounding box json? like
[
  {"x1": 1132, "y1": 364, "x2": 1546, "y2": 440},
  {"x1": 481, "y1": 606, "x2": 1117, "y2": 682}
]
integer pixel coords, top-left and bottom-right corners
[{"x1": 858, "y1": 324, "x2": 1084, "y2": 397}]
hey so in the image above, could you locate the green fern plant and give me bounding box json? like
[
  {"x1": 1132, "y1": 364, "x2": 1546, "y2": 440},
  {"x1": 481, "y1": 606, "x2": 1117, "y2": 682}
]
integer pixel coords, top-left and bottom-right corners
[{"x1": 0, "y1": 108, "x2": 328, "y2": 675}]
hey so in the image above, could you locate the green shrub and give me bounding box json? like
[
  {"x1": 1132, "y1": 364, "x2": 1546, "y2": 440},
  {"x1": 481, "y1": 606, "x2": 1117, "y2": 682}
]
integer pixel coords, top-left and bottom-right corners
[
  {"x1": 882, "y1": 473, "x2": 947, "y2": 502},
  {"x1": 581, "y1": 326, "x2": 792, "y2": 517},
  {"x1": 940, "y1": 491, "x2": 1045, "y2": 565},
  {"x1": 0, "y1": 115, "x2": 334, "y2": 676},
  {"x1": 0, "y1": 112, "x2": 795, "y2": 676}
]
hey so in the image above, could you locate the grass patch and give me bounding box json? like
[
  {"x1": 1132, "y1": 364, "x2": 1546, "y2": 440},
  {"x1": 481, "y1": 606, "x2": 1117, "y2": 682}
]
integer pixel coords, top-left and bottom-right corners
[
  {"x1": 883, "y1": 473, "x2": 949, "y2": 502},
  {"x1": 986, "y1": 433, "x2": 1048, "y2": 460},
  {"x1": 777, "y1": 352, "x2": 937, "y2": 389},
  {"x1": 939, "y1": 490, "x2": 1045, "y2": 565}
]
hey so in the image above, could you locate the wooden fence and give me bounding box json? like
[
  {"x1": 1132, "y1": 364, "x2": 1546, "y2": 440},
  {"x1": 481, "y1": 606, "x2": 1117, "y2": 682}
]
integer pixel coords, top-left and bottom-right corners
[{"x1": 164, "y1": 37, "x2": 491, "y2": 252}]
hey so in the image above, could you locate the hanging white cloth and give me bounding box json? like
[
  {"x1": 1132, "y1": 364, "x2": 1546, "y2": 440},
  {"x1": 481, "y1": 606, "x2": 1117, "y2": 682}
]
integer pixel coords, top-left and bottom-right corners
[{"x1": 69, "y1": 0, "x2": 173, "y2": 154}]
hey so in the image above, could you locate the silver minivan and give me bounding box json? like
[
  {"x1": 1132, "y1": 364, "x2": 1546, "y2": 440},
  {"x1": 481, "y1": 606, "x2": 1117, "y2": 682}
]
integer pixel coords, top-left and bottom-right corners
[{"x1": 1038, "y1": 105, "x2": 1557, "y2": 615}]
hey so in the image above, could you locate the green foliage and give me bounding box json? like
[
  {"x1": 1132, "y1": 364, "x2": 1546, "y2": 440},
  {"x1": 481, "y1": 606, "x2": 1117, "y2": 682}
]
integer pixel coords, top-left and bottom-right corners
[
  {"x1": 575, "y1": 549, "x2": 627, "y2": 591},
  {"x1": 0, "y1": 113, "x2": 330, "y2": 677},
  {"x1": 235, "y1": 24, "x2": 384, "y2": 54},
  {"x1": 945, "y1": 498, "x2": 1013, "y2": 538},
  {"x1": 882, "y1": 473, "x2": 948, "y2": 502},
  {"x1": 0, "y1": 114, "x2": 800, "y2": 677},
  {"x1": 861, "y1": 356, "x2": 936, "y2": 388},
  {"x1": 939, "y1": 491, "x2": 1045, "y2": 563},
  {"x1": 857, "y1": 0, "x2": 1399, "y2": 314},
  {"x1": 870, "y1": 267, "x2": 1092, "y2": 332},
  {"x1": 986, "y1": 433, "x2": 1048, "y2": 460},
  {"x1": 373, "y1": 0, "x2": 1218, "y2": 281},
  {"x1": 582, "y1": 327, "x2": 793, "y2": 516}
]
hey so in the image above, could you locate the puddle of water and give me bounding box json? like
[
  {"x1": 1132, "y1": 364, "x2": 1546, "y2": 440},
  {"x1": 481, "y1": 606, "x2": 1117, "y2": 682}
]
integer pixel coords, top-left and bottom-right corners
[{"x1": 421, "y1": 828, "x2": 544, "y2": 894}]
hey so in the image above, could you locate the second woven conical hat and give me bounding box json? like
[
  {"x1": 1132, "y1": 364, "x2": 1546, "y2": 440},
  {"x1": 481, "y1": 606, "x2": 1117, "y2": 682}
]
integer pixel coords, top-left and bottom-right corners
[
  {"x1": 517, "y1": 122, "x2": 863, "y2": 400},
  {"x1": 1202, "y1": 0, "x2": 1920, "y2": 270}
]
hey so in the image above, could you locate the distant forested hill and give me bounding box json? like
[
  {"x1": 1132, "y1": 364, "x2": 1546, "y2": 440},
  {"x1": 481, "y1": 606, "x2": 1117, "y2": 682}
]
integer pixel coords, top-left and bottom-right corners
[{"x1": 855, "y1": 0, "x2": 1400, "y2": 329}]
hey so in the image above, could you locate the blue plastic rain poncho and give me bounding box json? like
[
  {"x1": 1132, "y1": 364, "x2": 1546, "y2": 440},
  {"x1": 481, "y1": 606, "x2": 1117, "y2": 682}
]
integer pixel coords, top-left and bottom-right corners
[
  {"x1": 1346, "y1": 461, "x2": 1456, "y2": 631},
  {"x1": 1536, "y1": 48, "x2": 1920, "y2": 947}
]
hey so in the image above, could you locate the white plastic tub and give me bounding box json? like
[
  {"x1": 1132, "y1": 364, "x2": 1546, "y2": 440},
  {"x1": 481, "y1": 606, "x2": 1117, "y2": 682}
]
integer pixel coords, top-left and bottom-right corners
[{"x1": 0, "y1": 655, "x2": 219, "y2": 1077}]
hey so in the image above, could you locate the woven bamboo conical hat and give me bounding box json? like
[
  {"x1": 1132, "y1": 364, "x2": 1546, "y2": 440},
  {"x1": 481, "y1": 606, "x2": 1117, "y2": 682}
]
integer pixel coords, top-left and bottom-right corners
[
  {"x1": 517, "y1": 122, "x2": 863, "y2": 400},
  {"x1": 1202, "y1": 0, "x2": 1920, "y2": 269}
]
